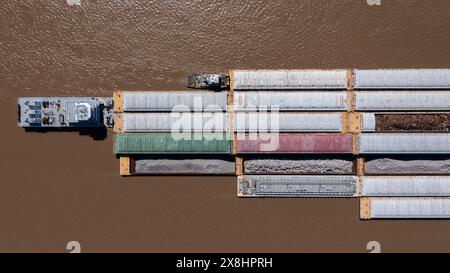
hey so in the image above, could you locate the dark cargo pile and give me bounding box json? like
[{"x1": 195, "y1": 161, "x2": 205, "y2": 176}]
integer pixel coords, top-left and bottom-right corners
[{"x1": 375, "y1": 114, "x2": 450, "y2": 132}]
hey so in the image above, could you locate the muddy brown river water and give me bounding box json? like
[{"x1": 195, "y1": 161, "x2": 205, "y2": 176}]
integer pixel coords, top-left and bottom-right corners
[{"x1": 1, "y1": 0, "x2": 450, "y2": 252}]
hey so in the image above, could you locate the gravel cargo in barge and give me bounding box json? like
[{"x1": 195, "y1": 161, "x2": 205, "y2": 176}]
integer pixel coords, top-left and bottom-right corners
[
  {"x1": 243, "y1": 155, "x2": 354, "y2": 175},
  {"x1": 119, "y1": 155, "x2": 235, "y2": 175}
]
